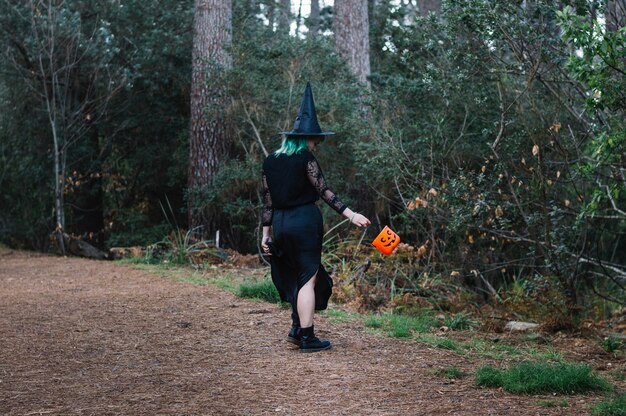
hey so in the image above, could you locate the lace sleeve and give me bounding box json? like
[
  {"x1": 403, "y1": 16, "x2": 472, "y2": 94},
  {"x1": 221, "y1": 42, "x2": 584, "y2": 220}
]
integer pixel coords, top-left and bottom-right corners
[
  {"x1": 306, "y1": 159, "x2": 347, "y2": 214},
  {"x1": 261, "y1": 170, "x2": 273, "y2": 226}
]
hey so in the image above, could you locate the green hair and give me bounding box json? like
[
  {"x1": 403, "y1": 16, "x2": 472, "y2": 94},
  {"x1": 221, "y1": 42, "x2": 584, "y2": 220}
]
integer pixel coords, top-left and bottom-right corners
[{"x1": 274, "y1": 136, "x2": 309, "y2": 156}]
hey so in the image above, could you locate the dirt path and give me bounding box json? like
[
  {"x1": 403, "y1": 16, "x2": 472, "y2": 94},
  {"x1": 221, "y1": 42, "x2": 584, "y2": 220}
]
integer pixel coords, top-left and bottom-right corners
[{"x1": 0, "y1": 250, "x2": 608, "y2": 415}]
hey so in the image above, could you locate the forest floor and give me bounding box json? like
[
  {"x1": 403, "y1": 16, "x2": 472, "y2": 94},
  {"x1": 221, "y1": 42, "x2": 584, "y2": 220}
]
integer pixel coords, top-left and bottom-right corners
[{"x1": 1, "y1": 248, "x2": 625, "y2": 416}]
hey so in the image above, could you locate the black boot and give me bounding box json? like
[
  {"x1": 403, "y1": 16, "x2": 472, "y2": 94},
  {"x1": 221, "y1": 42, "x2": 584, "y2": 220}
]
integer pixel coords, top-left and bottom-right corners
[
  {"x1": 287, "y1": 325, "x2": 301, "y2": 345},
  {"x1": 287, "y1": 309, "x2": 302, "y2": 345},
  {"x1": 299, "y1": 325, "x2": 331, "y2": 353}
]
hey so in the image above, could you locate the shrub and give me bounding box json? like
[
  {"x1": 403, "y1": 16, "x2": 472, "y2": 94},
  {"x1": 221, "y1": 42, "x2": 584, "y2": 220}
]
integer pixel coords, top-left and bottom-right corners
[{"x1": 601, "y1": 335, "x2": 624, "y2": 354}]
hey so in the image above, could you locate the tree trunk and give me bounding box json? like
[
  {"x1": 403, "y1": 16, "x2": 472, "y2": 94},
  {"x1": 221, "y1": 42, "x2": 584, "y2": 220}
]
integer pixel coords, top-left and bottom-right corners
[
  {"x1": 606, "y1": 0, "x2": 626, "y2": 32},
  {"x1": 52, "y1": 123, "x2": 67, "y2": 255},
  {"x1": 417, "y1": 0, "x2": 441, "y2": 17},
  {"x1": 334, "y1": 0, "x2": 371, "y2": 86},
  {"x1": 308, "y1": 0, "x2": 320, "y2": 37},
  {"x1": 277, "y1": 0, "x2": 291, "y2": 33},
  {"x1": 189, "y1": 0, "x2": 232, "y2": 239}
]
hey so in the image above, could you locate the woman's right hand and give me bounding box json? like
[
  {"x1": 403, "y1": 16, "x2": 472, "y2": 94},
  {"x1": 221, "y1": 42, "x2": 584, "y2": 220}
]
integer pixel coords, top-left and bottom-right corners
[{"x1": 261, "y1": 235, "x2": 272, "y2": 255}]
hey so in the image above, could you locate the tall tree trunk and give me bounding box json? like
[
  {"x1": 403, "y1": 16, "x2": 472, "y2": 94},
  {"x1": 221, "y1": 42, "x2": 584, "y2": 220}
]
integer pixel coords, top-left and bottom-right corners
[
  {"x1": 277, "y1": 0, "x2": 291, "y2": 33},
  {"x1": 51, "y1": 121, "x2": 67, "y2": 255},
  {"x1": 189, "y1": 0, "x2": 232, "y2": 239},
  {"x1": 334, "y1": 0, "x2": 371, "y2": 86},
  {"x1": 417, "y1": 0, "x2": 441, "y2": 17},
  {"x1": 606, "y1": 0, "x2": 626, "y2": 32},
  {"x1": 308, "y1": 0, "x2": 320, "y2": 37}
]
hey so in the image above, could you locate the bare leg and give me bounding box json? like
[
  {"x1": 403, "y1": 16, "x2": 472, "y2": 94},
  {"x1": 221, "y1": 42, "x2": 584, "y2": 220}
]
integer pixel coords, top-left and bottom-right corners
[{"x1": 296, "y1": 273, "x2": 317, "y2": 328}]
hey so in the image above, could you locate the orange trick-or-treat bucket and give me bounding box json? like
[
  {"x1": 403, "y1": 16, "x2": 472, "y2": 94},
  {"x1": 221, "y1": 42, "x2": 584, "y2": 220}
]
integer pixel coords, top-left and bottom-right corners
[{"x1": 372, "y1": 226, "x2": 401, "y2": 255}]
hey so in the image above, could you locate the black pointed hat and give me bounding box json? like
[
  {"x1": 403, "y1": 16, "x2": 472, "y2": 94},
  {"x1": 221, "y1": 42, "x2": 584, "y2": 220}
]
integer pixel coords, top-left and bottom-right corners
[{"x1": 279, "y1": 82, "x2": 335, "y2": 136}]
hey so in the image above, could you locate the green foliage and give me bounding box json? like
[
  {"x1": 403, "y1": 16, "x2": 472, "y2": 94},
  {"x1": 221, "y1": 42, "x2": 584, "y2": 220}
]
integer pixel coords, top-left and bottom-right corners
[
  {"x1": 601, "y1": 335, "x2": 624, "y2": 354},
  {"x1": 537, "y1": 399, "x2": 569, "y2": 408},
  {"x1": 0, "y1": 0, "x2": 624, "y2": 326},
  {"x1": 433, "y1": 337, "x2": 461, "y2": 351},
  {"x1": 592, "y1": 393, "x2": 626, "y2": 416},
  {"x1": 104, "y1": 210, "x2": 170, "y2": 248},
  {"x1": 444, "y1": 313, "x2": 474, "y2": 330},
  {"x1": 197, "y1": 23, "x2": 364, "y2": 252},
  {"x1": 238, "y1": 278, "x2": 281, "y2": 304},
  {"x1": 434, "y1": 366, "x2": 464, "y2": 379},
  {"x1": 476, "y1": 362, "x2": 612, "y2": 394},
  {"x1": 364, "y1": 311, "x2": 438, "y2": 337}
]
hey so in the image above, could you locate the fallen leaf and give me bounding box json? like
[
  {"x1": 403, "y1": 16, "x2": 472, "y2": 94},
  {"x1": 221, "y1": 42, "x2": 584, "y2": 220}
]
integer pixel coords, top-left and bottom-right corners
[
  {"x1": 550, "y1": 122, "x2": 561, "y2": 133},
  {"x1": 532, "y1": 144, "x2": 539, "y2": 156}
]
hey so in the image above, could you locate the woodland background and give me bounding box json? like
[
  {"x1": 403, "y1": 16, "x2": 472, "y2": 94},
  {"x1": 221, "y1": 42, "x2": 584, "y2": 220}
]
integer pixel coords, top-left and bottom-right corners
[{"x1": 0, "y1": 0, "x2": 625, "y2": 325}]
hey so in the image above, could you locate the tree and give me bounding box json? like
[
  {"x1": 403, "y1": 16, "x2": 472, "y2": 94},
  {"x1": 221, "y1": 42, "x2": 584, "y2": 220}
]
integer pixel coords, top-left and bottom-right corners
[
  {"x1": 308, "y1": 0, "x2": 321, "y2": 37},
  {"x1": 334, "y1": 0, "x2": 371, "y2": 85},
  {"x1": 606, "y1": 0, "x2": 626, "y2": 31},
  {"x1": 1, "y1": 0, "x2": 121, "y2": 254},
  {"x1": 189, "y1": 0, "x2": 233, "y2": 239},
  {"x1": 417, "y1": 0, "x2": 441, "y2": 16},
  {"x1": 277, "y1": 0, "x2": 291, "y2": 33}
]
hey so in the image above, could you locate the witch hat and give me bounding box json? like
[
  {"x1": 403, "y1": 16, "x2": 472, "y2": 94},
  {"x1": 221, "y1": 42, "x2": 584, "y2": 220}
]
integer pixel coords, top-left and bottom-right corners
[{"x1": 280, "y1": 82, "x2": 335, "y2": 136}]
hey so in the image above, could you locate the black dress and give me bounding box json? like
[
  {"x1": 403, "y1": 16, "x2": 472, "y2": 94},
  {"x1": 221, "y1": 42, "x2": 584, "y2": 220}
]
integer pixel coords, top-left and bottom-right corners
[{"x1": 262, "y1": 150, "x2": 347, "y2": 315}]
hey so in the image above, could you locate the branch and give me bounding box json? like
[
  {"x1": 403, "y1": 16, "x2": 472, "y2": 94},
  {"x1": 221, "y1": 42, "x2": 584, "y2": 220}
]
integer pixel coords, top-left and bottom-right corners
[
  {"x1": 240, "y1": 97, "x2": 268, "y2": 157},
  {"x1": 597, "y1": 180, "x2": 626, "y2": 218},
  {"x1": 590, "y1": 280, "x2": 626, "y2": 306},
  {"x1": 477, "y1": 225, "x2": 626, "y2": 280},
  {"x1": 535, "y1": 74, "x2": 598, "y2": 130},
  {"x1": 490, "y1": 80, "x2": 506, "y2": 152}
]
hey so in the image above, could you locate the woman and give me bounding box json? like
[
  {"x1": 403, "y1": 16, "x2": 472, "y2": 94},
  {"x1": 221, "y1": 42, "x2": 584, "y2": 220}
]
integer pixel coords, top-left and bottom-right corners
[{"x1": 261, "y1": 83, "x2": 370, "y2": 353}]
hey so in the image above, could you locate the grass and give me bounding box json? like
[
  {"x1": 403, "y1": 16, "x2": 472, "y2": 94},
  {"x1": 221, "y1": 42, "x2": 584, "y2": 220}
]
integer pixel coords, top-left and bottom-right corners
[
  {"x1": 462, "y1": 337, "x2": 524, "y2": 360},
  {"x1": 364, "y1": 312, "x2": 438, "y2": 338},
  {"x1": 476, "y1": 362, "x2": 612, "y2": 395},
  {"x1": 238, "y1": 278, "x2": 281, "y2": 303},
  {"x1": 321, "y1": 309, "x2": 358, "y2": 324},
  {"x1": 592, "y1": 393, "x2": 626, "y2": 416},
  {"x1": 444, "y1": 366, "x2": 464, "y2": 379},
  {"x1": 124, "y1": 261, "x2": 245, "y2": 294},
  {"x1": 417, "y1": 334, "x2": 462, "y2": 352},
  {"x1": 537, "y1": 399, "x2": 569, "y2": 408},
  {"x1": 433, "y1": 366, "x2": 464, "y2": 379},
  {"x1": 444, "y1": 313, "x2": 474, "y2": 330}
]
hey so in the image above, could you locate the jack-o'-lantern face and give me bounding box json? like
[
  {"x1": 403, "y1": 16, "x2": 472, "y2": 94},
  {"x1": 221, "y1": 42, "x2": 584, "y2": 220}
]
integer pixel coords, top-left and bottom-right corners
[{"x1": 372, "y1": 226, "x2": 401, "y2": 255}]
